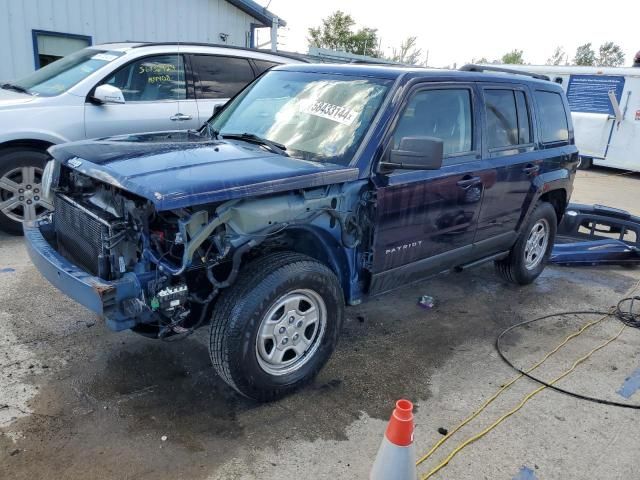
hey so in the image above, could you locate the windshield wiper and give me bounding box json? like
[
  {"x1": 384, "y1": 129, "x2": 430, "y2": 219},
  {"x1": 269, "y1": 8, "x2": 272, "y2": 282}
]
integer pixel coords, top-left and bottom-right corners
[
  {"x1": 222, "y1": 133, "x2": 289, "y2": 157},
  {"x1": 1, "y1": 83, "x2": 32, "y2": 95}
]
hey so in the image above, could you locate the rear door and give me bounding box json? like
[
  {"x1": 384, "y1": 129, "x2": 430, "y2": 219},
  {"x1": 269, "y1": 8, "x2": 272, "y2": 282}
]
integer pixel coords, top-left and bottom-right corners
[
  {"x1": 473, "y1": 85, "x2": 540, "y2": 252},
  {"x1": 85, "y1": 54, "x2": 200, "y2": 138},
  {"x1": 190, "y1": 54, "x2": 256, "y2": 124}
]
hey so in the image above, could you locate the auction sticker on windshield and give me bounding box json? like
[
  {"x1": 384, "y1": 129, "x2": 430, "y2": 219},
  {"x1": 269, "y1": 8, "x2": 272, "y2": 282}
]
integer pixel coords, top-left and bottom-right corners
[{"x1": 301, "y1": 100, "x2": 357, "y2": 126}]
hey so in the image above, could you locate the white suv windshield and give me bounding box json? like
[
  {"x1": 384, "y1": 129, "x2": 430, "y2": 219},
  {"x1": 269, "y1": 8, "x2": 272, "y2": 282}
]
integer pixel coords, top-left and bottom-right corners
[
  {"x1": 210, "y1": 70, "x2": 392, "y2": 165},
  {"x1": 9, "y1": 48, "x2": 124, "y2": 97}
]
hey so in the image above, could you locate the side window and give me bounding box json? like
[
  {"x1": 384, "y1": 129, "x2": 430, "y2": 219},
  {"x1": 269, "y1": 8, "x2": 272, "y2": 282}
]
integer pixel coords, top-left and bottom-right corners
[
  {"x1": 192, "y1": 55, "x2": 254, "y2": 99},
  {"x1": 253, "y1": 60, "x2": 281, "y2": 75},
  {"x1": 535, "y1": 90, "x2": 569, "y2": 144},
  {"x1": 485, "y1": 89, "x2": 531, "y2": 149},
  {"x1": 393, "y1": 89, "x2": 473, "y2": 156},
  {"x1": 104, "y1": 55, "x2": 186, "y2": 102}
]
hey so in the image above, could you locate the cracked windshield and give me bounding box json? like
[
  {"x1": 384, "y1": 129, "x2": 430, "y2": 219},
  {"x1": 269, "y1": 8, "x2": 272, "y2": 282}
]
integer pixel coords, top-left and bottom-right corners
[{"x1": 210, "y1": 70, "x2": 392, "y2": 164}]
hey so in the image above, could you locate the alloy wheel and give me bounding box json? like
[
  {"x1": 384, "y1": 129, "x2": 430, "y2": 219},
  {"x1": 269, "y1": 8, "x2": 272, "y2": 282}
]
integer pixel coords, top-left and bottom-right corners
[
  {"x1": 0, "y1": 166, "x2": 52, "y2": 223},
  {"x1": 256, "y1": 289, "x2": 327, "y2": 376},
  {"x1": 524, "y1": 218, "x2": 550, "y2": 270}
]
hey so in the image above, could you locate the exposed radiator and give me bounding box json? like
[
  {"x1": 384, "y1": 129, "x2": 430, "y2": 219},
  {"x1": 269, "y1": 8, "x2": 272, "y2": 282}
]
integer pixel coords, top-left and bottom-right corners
[{"x1": 54, "y1": 194, "x2": 111, "y2": 278}]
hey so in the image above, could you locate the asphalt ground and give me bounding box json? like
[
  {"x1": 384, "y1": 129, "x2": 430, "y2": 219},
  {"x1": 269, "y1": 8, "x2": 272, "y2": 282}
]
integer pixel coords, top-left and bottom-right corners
[{"x1": 1, "y1": 166, "x2": 639, "y2": 480}]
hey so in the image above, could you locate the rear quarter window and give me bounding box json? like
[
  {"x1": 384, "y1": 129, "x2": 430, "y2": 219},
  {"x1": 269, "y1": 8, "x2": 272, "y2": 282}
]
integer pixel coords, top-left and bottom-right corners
[
  {"x1": 535, "y1": 90, "x2": 569, "y2": 144},
  {"x1": 192, "y1": 55, "x2": 255, "y2": 99},
  {"x1": 253, "y1": 60, "x2": 281, "y2": 75}
]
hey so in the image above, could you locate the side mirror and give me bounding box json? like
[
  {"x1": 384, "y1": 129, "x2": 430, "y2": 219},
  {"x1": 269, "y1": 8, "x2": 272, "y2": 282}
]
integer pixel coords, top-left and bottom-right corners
[
  {"x1": 212, "y1": 104, "x2": 224, "y2": 116},
  {"x1": 380, "y1": 136, "x2": 444, "y2": 171},
  {"x1": 92, "y1": 84, "x2": 125, "y2": 105}
]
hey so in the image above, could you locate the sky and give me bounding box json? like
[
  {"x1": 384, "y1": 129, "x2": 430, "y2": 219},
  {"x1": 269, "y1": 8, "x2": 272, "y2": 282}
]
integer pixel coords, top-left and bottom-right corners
[{"x1": 254, "y1": 0, "x2": 639, "y2": 67}]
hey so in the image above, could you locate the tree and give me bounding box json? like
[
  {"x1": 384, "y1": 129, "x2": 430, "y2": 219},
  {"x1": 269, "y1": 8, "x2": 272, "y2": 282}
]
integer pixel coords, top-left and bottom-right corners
[
  {"x1": 546, "y1": 47, "x2": 567, "y2": 66},
  {"x1": 390, "y1": 36, "x2": 424, "y2": 65},
  {"x1": 502, "y1": 49, "x2": 525, "y2": 64},
  {"x1": 597, "y1": 41, "x2": 625, "y2": 67},
  {"x1": 348, "y1": 27, "x2": 381, "y2": 57},
  {"x1": 308, "y1": 11, "x2": 381, "y2": 57},
  {"x1": 574, "y1": 43, "x2": 596, "y2": 66},
  {"x1": 308, "y1": 11, "x2": 355, "y2": 51}
]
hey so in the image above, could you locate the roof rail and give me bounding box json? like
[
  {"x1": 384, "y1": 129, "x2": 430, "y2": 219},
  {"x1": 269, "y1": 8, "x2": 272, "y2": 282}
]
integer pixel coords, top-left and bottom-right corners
[
  {"x1": 127, "y1": 42, "x2": 310, "y2": 62},
  {"x1": 348, "y1": 60, "x2": 408, "y2": 66},
  {"x1": 459, "y1": 64, "x2": 550, "y2": 81},
  {"x1": 99, "y1": 40, "x2": 147, "y2": 45}
]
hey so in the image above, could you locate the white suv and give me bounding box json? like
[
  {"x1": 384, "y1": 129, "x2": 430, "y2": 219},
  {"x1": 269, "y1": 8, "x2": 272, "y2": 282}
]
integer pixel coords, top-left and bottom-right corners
[{"x1": 0, "y1": 42, "x2": 304, "y2": 234}]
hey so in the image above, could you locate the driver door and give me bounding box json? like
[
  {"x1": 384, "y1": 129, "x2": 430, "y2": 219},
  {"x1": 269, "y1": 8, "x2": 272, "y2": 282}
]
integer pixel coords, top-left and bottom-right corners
[
  {"x1": 369, "y1": 83, "x2": 490, "y2": 295},
  {"x1": 85, "y1": 54, "x2": 200, "y2": 138}
]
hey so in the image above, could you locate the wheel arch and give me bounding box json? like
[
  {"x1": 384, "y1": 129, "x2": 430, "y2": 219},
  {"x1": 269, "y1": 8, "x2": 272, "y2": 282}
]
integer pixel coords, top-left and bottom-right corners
[
  {"x1": 0, "y1": 139, "x2": 56, "y2": 157},
  {"x1": 524, "y1": 167, "x2": 572, "y2": 230},
  {"x1": 539, "y1": 188, "x2": 567, "y2": 224}
]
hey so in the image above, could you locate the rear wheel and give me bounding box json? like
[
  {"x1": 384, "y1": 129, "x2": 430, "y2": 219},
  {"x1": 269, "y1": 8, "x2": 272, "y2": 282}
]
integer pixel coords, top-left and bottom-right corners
[
  {"x1": 209, "y1": 251, "x2": 344, "y2": 401},
  {"x1": 0, "y1": 148, "x2": 52, "y2": 235},
  {"x1": 495, "y1": 202, "x2": 557, "y2": 285}
]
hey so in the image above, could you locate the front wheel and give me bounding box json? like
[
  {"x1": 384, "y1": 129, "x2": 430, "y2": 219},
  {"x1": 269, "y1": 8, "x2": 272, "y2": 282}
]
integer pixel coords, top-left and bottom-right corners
[
  {"x1": 209, "y1": 252, "x2": 344, "y2": 401},
  {"x1": 495, "y1": 202, "x2": 557, "y2": 285}
]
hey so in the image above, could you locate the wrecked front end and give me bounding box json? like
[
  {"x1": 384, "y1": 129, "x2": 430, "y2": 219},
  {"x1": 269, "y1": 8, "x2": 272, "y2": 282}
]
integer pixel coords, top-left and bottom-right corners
[{"x1": 25, "y1": 161, "x2": 367, "y2": 338}]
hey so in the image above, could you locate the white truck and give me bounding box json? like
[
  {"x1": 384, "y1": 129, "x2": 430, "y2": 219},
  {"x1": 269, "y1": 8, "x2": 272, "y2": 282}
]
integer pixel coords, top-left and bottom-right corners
[{"x1": 485, "y1": 64, "x2": 640, "y2": 172}]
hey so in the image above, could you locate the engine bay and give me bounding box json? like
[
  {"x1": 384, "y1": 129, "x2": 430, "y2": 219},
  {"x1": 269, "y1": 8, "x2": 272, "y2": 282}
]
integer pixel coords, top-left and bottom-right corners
[{"x1": 50, "y1": 165, "x2": 368, "y2": 339}]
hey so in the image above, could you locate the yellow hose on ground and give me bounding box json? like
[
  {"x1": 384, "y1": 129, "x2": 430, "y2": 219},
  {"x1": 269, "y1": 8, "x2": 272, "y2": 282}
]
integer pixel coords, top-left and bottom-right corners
[
  {"x1": 421, "y1": 323, "x2": 627, "y2": 479},
  {"x1": 416, "y1": 278, "x2": 640, "y2": 478},
  {"x1": 415, "y1": 313, "x2": 608, "y2": 467}
]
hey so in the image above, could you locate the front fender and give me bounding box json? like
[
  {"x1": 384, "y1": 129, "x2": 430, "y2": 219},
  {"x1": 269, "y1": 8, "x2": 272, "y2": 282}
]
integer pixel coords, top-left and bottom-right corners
[
  {"x1": 0, "y1": 130, "x2": 69, "y2": 148},
  {"x1": 279, "y1": 224, "x2": 362, "y2": 305}
]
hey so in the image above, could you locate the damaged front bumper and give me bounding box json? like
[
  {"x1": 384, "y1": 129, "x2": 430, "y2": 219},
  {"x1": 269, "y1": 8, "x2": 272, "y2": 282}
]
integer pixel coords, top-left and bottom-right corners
[
  {"x1": 551, "y1": 204, "x2": 640, "y2": 266},
  {"x1": 24, "y1": 220, "x2": 150, "y2": 331}
]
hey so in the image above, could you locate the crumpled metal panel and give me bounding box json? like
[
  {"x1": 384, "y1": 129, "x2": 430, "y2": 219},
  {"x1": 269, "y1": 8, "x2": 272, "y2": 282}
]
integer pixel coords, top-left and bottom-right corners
[{"x1": 49, "y1": 131, "x2": 359, "y2": 211}]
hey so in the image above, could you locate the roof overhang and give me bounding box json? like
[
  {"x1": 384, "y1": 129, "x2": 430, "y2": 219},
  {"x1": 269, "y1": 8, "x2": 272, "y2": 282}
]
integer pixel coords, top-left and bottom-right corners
[{"x1": 225, "y1": 0, "x2": 286, "y2": 27}]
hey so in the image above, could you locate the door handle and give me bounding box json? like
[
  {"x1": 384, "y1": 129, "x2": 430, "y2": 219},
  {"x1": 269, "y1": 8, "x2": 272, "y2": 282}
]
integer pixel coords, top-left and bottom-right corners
[
  {"x1": 456, "y1": 176, "x2": 481, "y2": 188},
  {"x1": 522, "y1": 164, "x2": 540, "y2": 175},
  {"x1": 170, "y1": 113, "x2": 192, "y2": 121}
]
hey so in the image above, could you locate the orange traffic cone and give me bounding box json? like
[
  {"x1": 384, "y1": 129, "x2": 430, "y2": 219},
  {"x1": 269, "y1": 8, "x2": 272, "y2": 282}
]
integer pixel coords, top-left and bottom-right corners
[{"x1": 370, "y1": 399, "x2": 417, "y2": 480}]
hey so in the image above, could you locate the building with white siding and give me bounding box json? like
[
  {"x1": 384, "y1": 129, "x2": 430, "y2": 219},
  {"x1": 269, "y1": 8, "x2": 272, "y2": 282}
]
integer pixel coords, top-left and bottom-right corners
[{"x1": 0, "y1": 0, "x2": 285, "y2": 81}]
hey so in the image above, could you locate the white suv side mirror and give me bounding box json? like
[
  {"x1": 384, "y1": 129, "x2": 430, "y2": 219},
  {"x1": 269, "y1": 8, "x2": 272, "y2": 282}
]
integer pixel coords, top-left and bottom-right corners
[{"x1": 93, "y1": 84, "x2": 125, "y2": 104}]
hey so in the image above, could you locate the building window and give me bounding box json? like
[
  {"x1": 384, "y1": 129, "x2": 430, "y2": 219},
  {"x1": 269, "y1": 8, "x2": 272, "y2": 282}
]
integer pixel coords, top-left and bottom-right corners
[{"x1": 32, "y1": 30, "x2": 92, "y2": 69}]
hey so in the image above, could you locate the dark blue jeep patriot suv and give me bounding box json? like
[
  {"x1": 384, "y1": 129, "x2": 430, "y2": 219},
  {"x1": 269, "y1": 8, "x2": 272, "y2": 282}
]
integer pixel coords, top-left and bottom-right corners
[{"x1": 24, "y1": 63, "x2": 578, "y2": 400}]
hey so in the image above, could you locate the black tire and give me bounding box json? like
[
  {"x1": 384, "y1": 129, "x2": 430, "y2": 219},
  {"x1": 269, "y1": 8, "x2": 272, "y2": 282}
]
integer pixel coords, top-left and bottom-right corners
[
  {"x1": 495, "y1": 202, "x2": 557, "y2": 285},
  {"x1": 209, "y1": 251, "x2": 344, "y2": 401},
  {"x1": 577, "y1": 156, "x2": 593, "y2": 170},
  {"x1": 0, "y1": 147, "x2": 50, "y2": 235}
]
